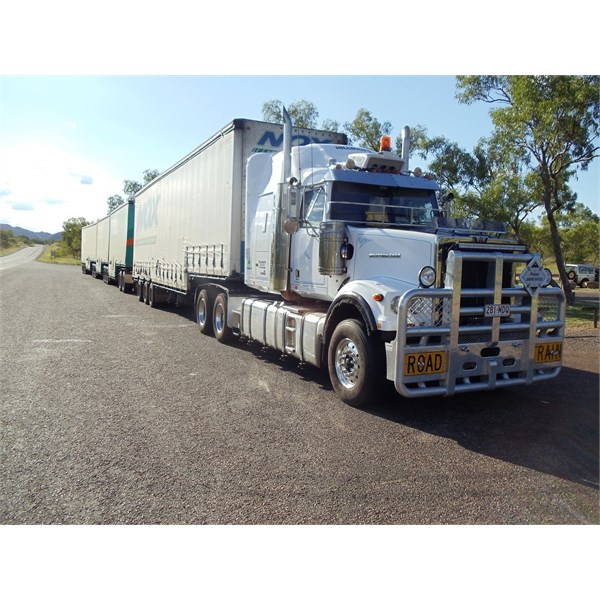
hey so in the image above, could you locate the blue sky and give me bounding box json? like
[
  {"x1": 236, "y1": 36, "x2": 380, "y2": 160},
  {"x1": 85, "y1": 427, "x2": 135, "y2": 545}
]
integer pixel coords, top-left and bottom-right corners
[
  {"x1": 1, "y1": 1, "x2": 598, "y2": 235},
  {"x1": 1, "y1": 75, "x2": 597, "y2": 234}
]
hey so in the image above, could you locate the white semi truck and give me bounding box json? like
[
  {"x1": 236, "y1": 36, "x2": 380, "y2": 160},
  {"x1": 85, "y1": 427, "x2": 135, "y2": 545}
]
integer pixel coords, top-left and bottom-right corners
[
  {"x1": 127, "y1": 111, "x2": 565, "y2": 407},
  {"x1": 81, "y1": 200, "x2": 135, "y2": 290}
]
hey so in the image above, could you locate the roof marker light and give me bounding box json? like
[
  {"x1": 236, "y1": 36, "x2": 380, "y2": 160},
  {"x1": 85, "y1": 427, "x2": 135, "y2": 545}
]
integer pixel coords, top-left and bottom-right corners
[{"x1": 379, "y1": 136, "x2": 392, "y2": 152}]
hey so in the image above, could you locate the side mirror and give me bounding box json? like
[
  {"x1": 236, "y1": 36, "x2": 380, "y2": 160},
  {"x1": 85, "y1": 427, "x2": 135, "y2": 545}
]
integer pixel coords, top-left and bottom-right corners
[
  {"x1": 439, "y1": 191, "x2": 455, "y2": 217},
  {"x1": 283, "y1": 218, "x2": 299, "y2": 235}
]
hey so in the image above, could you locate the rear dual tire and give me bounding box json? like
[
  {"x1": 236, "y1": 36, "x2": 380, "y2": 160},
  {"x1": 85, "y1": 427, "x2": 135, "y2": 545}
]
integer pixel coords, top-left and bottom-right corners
[
  {"x1": 213, "y1": 293, "x2": 234, "y2": 344},
  {"x1": 196, "y1": 289, "x2": 213, "y2": 335},
  {"x1": 195, "y1": 289, "x2": 234, "y2": 343}
]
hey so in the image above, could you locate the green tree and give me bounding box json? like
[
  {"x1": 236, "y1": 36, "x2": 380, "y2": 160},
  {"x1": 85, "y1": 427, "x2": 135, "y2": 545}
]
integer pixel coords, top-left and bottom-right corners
[
  {"x1": 344, "y1": 108, "x2": 392, "y2": 151},
  {"x1": 143, "y1": 169, "x2": 159, "y2": 185},
  {"x1": 456, "y1": 75, "x2": 600, "y2": 303},
  {"x1": 411, "y1": 128, "x2": 542, "y2": 240},
  {"x1": 107, "y1": 194, "x2": 124, "y2": 213},
  {"x1": 321, "y1": 118, "x2": 342, "y2": 133},
  {"x1": 107, "y1": 169, "x2": 158, "y2": 214},
  {"x1": 123, "y1": 179, "x2": 142, "y2": 201},
  {"x1": 0, "y1": 229, "x2": 16, "y2": 249},
  {"x1": 261, "y1": 99, "x2": 319, "y2": 128},
  {"x1": 556, "y1": 202, "x2": 600, "y2": 264},
  {"x1": 62, "y1": 217, "x2": 90, "y2": 256}
]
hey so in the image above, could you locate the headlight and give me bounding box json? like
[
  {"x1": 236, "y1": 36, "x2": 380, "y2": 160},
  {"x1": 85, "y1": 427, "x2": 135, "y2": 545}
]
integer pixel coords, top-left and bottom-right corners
[
  {"x1": 418, "y1": 266, "x2": 436, "y2": 288},
  {"x1": 390, "y1": 295, "x2": 401, "y2": 314}
]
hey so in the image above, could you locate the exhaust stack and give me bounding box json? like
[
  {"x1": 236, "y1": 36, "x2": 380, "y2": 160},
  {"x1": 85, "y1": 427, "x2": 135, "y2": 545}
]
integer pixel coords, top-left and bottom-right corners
[
  {"x1": 401, "y1": 126, "x2": 410, "y2": 173},
  {"x1": 283, "y1": 106, "x2": 292, "y2": 182}
]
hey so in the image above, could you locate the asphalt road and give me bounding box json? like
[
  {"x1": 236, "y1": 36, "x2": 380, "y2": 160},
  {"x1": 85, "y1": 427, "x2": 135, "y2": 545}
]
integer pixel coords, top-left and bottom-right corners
[
  {"x1": 0, "y1": 244, "x2": 44, "y2": 271},
  {"x1": 1, "y1": 258, "x2": 598, "y2": 524}
]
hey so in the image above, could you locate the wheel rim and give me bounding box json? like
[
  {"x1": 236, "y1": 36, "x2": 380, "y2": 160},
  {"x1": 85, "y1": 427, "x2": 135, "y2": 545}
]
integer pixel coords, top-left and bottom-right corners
[
  {"x1": 334, "y1": 337, "x2": 361, "y2": 389},
  {"x1": 214, "y1": 302, "x2": 224, "y2": 334},
  {"x1": 197, "y1": 298, "x2": 207, "y2": 326}
]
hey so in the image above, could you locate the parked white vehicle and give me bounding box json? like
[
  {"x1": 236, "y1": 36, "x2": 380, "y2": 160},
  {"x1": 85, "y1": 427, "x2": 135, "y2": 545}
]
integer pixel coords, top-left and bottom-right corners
[{"x1": 566, "y1": 264, "x2": 599, "y2": 288}]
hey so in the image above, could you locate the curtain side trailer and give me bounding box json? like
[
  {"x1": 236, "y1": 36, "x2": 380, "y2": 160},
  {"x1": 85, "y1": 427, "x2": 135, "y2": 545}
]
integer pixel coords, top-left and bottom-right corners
[{"x1": 80, "y1": 200, "x2": 135, "y2": 288}]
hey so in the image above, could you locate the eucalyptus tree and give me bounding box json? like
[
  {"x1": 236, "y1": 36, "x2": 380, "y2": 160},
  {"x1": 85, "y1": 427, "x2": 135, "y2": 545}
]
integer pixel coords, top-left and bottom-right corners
[
  {"x1": 456, "y1": 75, "x2": 600, "y2": 303},
  {"x1": 411, "y1": 128, "x2": 542, "y2": 241},
  {"x1": 261, "y1": 99, "x2": 319, "y2": 129},
  {"x1": 107, "y1": 169, "x2": 159, "y2": 214},
  {"x1": 344, "y1": 108, "x2": 392, "y2": 151}
]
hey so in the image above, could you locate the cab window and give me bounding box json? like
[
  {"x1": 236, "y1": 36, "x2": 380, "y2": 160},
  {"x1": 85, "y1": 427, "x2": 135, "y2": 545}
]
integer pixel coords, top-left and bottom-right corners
[{"x1": 303, "y1": 188, "x2": 326, "y2": 228}]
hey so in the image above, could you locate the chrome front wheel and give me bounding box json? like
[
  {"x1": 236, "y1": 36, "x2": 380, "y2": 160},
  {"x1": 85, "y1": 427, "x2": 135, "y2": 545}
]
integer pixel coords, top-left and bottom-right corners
[
  {"x1": 334, "y1": 338, "x2": 362, "y2": 389},
  {"x1": 328, "y1": 319, "x2": 381, "y2": 407}
]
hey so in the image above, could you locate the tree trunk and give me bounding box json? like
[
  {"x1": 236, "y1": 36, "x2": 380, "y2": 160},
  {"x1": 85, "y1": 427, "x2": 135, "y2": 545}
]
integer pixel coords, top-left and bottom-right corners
[{"x1": 543, "y1": 177, "x2": 575, "y2": 304}]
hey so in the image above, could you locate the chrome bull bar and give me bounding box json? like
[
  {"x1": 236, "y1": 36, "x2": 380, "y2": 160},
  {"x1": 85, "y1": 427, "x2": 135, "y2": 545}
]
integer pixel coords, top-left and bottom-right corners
[{"x1": 386, "y1": 251, "x2": 566, "y2": 398}]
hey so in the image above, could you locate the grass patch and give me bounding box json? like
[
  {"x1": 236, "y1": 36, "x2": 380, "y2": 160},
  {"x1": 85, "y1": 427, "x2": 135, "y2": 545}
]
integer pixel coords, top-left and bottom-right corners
[
  {"x1": 37, "y1": 243, "x2": 81, "y2": 266},
  {"x1": 0, "y1": 244, "x2": 30, "y2": 257},
  {"x1": 566, "y1": 304, "x2": 598, "y2": 328}
]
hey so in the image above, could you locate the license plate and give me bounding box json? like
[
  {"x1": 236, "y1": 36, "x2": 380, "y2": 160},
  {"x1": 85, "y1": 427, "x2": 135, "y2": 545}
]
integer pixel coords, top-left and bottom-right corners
[
  {"x1": 534, "y1": 342, "x2": 562, "y2": 363},
  {"x1": 404, "y1": 351, "x2": 447, "y2": 376},
  {"x1": 485, "y1": 304, "x2": 511, "y2": 317}
]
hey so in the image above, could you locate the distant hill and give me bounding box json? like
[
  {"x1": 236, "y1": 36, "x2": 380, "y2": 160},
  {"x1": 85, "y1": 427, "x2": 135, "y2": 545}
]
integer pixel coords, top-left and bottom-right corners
[{"x1": 0, "y1": 223, "x2": 62, "y2": 241}]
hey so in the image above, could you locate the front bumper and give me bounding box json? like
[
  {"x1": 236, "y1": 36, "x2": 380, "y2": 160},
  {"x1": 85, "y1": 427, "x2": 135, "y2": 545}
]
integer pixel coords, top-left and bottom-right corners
[{"x1": 385, "y1": 255, "x2": 565, "y2": 398}]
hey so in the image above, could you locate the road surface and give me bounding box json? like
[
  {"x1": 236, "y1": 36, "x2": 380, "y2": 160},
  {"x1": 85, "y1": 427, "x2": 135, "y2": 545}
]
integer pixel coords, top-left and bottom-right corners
[
  {"x1": 0, "y1": 245, "x2": 44, "y2": 272},
  {"x1": 1, "y1": 260, "x2": 598, "y2": 524}
]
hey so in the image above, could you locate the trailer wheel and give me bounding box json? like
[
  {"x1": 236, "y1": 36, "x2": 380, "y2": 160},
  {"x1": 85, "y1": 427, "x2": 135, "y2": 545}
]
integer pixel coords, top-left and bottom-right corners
[
  {"x1": 148, "y1": 284, "x2": 158, "y2": 308},
  {"x1": 118, "y1": 271, "x2": 123, "y2": 292},
  {"x1": 196, "y1": 289, "x2": 213, "y2": 335},
  {"x1": 328, "y1": 319, "x2": 381, "y2": 408},
  {"x1": 137, "y1": 281, "x2": 144, "y2": 302},
  {"x1": 143, "y1": 281, "x2": 150, "y2": 305},
  {"x1": 213, "y1": 293, "x2": 234, "y2": 344}
]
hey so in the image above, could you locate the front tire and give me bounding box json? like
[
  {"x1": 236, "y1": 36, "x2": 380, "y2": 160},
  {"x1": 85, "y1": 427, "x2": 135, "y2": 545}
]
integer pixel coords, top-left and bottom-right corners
[{"x1": 328, "y1": 319, "x2": 382, "y2": 408}]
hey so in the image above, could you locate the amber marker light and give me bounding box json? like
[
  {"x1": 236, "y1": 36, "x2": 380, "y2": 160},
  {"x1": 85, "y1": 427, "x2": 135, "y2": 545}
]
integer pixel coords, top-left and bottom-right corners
[
  {"x1": 372, "y1": 293, "x2": 384, "y2": 302},
  {"x1": 379, "y1": 136, "x2": 392, "y2": 152}
]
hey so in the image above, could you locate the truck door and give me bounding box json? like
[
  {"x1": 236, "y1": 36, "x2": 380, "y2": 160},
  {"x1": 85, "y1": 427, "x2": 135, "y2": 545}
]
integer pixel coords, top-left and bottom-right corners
[{"x1": 290, "y1": 187, "x2": 327, "y2": 296}]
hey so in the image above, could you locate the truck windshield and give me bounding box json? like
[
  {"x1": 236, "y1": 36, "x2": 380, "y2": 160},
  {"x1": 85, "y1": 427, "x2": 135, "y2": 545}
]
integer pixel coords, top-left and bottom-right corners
[{"x1": 329, "y1": 182, "x2": 438, "y2": 227}]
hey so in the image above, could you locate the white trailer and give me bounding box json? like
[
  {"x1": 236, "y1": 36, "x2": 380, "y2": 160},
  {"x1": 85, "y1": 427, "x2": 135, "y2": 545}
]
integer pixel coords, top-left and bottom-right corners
[
  {"x1": 80, "y1": 201, "x2": 135, "y2": 288},
  {"x1": 95, "y1": 216, "x2": 110, "y2": 281},
  {"x1": 80, "y1": 222, "x2": 97, "y2": 274},
  {"x1": 106, "y1": 200, "x2": 135, "y2": 290}
]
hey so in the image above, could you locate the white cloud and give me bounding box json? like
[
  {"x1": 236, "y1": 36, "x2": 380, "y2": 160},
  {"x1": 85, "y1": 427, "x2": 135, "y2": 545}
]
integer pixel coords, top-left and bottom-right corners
[{"x1": 0, "y1": 142, "x2": 122, "y2": 233}]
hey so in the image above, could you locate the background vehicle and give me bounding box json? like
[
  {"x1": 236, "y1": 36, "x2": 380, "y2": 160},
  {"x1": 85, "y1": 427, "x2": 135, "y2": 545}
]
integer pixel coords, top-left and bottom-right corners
[{"x1": 565, "y1": 263, "x2": 599, "y2": 288}]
